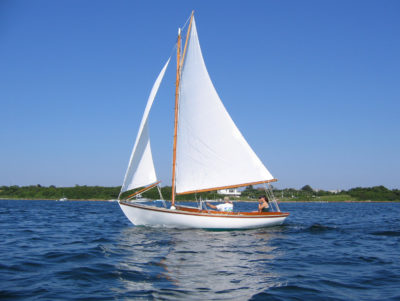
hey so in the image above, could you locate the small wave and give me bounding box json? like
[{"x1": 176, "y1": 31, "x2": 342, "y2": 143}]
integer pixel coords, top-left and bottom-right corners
[
  {"x1": 175, "y1": 250, "x2": 197, "y2": 254},
  {"x1": 358, "y1": 256, "x2": 389, "y2": 264},
  {"x1": 55, "y1": 265, "x2": 117, "y2": 281},
  {"x1": 90, "y1": 237, "x2": 112, "y2": 243},
  {"x1": 250, "y1": 285, "x2": 322, "y2": 301},
  {"x1": 283, "y1": 223, "x2": 339, "y2": 235},
  {"x1": 43, "y1": 250, "x2": 93, "y2": 262},
  {"x1": 306, "y1": 223, "x2": 337, "y2": 233},
  {"x1": 370, "y1": 230, "x2": 400, "y2": 237}
]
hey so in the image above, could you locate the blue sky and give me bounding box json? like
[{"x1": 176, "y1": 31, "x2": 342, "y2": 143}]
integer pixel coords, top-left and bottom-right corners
[{"x1": 1, "y1": 0, "x2": 399, "y2": 190}]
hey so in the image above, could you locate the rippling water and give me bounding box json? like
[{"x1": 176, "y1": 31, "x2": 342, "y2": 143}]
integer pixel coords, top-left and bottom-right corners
[{"x1": 1, "y1": 200, "x2": 399, "y2": 300}]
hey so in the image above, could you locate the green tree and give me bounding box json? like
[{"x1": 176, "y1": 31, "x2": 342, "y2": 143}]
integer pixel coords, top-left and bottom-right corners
[{"x1": 301, "y1": 185, "x2": 314, "y2": 193}]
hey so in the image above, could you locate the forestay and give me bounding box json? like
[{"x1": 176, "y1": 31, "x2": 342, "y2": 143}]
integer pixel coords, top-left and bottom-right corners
[
  {"x1": 120, "y1": 58, "x2": 170, "y2": 194},
  {"x1": 176, "y1": 18, "x2": 274, "y2": 194}
]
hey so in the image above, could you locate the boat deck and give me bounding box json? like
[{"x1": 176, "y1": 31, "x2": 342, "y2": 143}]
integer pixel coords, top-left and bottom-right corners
[
  {"x1": 176, "y1": 205, "x2": 290, "y2": 217},
  {"x1": 119, "y1": 201, "x2": 289, "y2": 219}
]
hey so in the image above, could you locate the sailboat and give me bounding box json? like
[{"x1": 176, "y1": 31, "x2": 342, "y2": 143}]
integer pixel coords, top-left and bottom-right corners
[
  {"x1": 118, "y1": 12, "x2": 289, "y2": 229},
  {"x1": 58, "y1": 194, "x2": 68, "y2": 201}
]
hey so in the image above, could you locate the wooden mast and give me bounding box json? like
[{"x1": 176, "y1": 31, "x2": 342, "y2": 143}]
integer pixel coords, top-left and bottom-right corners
[
  {"x1": 171, "y1": 12, "x2": 194, "y2": 208},
  {"x1": 171, "y1": 28, "x2": 181, "y2": 208}
]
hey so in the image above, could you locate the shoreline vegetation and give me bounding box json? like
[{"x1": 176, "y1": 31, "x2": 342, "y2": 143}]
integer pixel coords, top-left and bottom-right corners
[{"x1": 0, "y1": 185, "x2": 399, "y2": 202}]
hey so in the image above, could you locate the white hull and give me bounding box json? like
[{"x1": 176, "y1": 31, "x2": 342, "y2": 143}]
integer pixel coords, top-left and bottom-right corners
[{"x1": 119, "y1": 202, "x2": 288, "y2": 229}]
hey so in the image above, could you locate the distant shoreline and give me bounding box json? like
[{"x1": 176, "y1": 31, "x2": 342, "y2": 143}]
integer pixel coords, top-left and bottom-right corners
[
  {"x1": 1, "y1": 198, "x2": 399, "y2": 203},
  {"x1": 2, "y1": 185, "x2": 398, "y2": 203},
  {"x1": 0, "y1": 198, "x2": 108, "y2": 202}
]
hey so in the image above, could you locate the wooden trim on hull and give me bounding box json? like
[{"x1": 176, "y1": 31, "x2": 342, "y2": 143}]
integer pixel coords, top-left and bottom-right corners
[{"x1": 119, "y1": 201, "x2": 289, "y2": 219}]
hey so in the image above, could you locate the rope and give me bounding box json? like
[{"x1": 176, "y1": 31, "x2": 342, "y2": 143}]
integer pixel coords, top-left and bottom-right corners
[
  {"x1": 181, "y1": 13, "x2": 192, "y2": 31},
  {"x1": 157, "y1": 185, "x2": 167, "y2": 208},
  {"x1": 263, "y1": 183, "x2": 281, "y2": 212}
]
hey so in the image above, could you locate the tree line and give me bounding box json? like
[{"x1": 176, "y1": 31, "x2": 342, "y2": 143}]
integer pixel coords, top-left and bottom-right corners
[
  {"x1": 0, "y1": 184, "x2": 399, "y2": 201},
  {"x1": 0, "y1": 184, "x2": 215, "y2": 201},
  {"x1": 241, "y1": 184, "x2": 400, "y2": 202}
]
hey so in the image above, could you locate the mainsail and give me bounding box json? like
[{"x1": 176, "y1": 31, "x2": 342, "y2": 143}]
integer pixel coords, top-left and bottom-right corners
[
  {"x1": 175, "y1": 18, "x2": 274, "y2": 194},
  {"x1": 120, "y1": 58, "x2": 170, "y2": 194}
]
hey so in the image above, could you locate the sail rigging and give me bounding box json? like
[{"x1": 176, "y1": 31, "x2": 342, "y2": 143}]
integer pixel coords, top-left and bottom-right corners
[
  {"x1": 175, "y1": 17, "x2": 275, "y2": 194},
  {"x1": 120, "y1": 58, "x2": 170, "y2": 195},
  {"x1": 117, "y1": 13, "x2": 289, "y2": 229}
]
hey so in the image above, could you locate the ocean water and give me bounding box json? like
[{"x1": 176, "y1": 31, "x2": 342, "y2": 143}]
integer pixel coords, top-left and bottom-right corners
[{"x1": 0, "y1": 200, "x2": 399, "y2": 301}]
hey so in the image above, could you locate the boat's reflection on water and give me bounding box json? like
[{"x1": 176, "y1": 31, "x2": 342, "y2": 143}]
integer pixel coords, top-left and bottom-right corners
[{"x1": 114, "y1": 225, "x2": 286, "y2": 300}]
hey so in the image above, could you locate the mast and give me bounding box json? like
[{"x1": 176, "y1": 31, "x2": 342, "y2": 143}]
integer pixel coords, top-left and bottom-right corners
[
  {"x1": 171, "y1": 28, "x2": 181, "y2": 209},
  {"x1": 171, "y1": 12, "x2": 194, "y2": 209}
]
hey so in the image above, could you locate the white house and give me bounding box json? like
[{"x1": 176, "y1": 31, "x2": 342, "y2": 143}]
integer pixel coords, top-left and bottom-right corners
[{"x1": 217, "y1": 188, "x2": 241, "y2": 196}]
